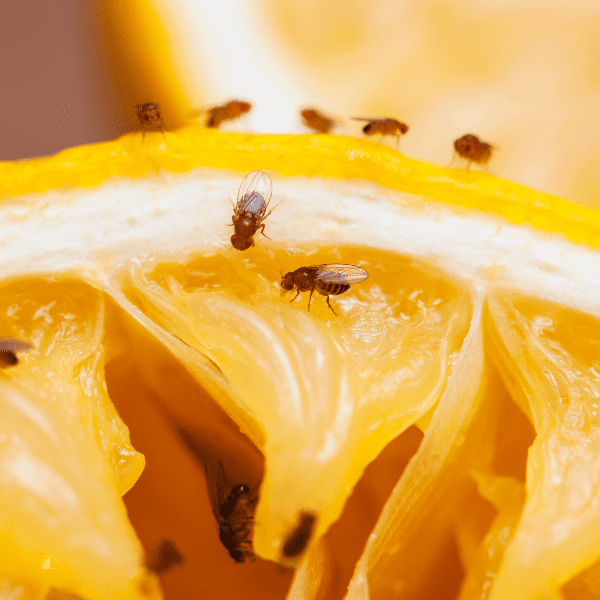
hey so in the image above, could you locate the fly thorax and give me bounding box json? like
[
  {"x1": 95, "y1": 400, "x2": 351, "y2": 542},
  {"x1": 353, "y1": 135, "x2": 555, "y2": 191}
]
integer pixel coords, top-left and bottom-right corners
[
  {"x1": 294, "y1": 270, "x2": 315, "y2": 292},
  {"x1": 234, "y1": 216, "x2": 256, "y2": 238}
]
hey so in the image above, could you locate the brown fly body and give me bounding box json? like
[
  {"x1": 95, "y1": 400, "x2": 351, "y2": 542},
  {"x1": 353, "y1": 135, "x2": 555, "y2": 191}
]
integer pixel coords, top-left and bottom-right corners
[
  {"x1": 204, "y1": 459, "x2": 257, "y2": 563},
  {"x1": 453, "y1": 134, "x2": 494, "y2": 167},
  {"x1": 301, "y1": 108, "x2": 336, "y2": 134},
  {"x1": 230, "y1": 170, "x2": 274, "y2": 250},
  {"x1": 281, "y1": 263, "x2": 369, "y2": 315},
  {"x1": 206, "y1": 100, "x2": 252, "y2": 128},
  {"x1": 282, "y1": 512, "x2": 317, "y2": 559}
]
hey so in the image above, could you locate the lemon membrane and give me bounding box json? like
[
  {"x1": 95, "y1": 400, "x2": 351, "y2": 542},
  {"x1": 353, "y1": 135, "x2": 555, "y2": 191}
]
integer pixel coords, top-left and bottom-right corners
[{"x1": 1, "y1": 129, "x2": 600, "y2": 599}]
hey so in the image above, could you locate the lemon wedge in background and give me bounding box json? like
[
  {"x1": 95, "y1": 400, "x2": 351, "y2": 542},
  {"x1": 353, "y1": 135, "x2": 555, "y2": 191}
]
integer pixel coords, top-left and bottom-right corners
[{"x1": 1, "y1": 127, "x2": 600, "y2": 600}]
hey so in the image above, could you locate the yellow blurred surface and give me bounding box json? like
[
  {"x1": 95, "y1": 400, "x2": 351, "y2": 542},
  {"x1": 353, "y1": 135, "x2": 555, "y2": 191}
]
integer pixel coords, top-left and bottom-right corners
[{"x1": 131, "y1": 0, "x2": 600, "y2": 208}]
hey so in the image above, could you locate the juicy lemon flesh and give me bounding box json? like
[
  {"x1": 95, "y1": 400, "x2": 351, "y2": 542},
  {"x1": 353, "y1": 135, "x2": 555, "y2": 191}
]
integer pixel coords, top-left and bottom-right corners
[
  {"x1": 103, "y1": 308, "x2": 429, "y2": 600},
  {"x1": 101, "y1": 290, "x2": 428, "y2": 600},
  {"x1": 101, "y1": 304, "x2": 294, "y2": 600},
  {"x1": 484, "y1": 295, "x2": 600, "y2": 600},
  {"x1": 120, "y1": 244, "x2": 472, "y2": 562},
  {"x1": 2, "y1": 234, "x2": 600, "y2": 599},
  {"x1": 0, "y1": 242, "x2": 474, "y2": 598},
  {"x1": 0, "y1": 278, "x2": 153, "y2": 600}
]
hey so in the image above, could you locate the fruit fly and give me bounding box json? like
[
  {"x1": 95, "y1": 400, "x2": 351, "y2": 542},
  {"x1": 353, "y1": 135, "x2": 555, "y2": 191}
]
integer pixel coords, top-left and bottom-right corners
[
  {"x1": 206, "y1": 100, "x2": 252, "y2": 128},
  {"x1": 136, "y1": 103, "x2": 165, "y2": 141},
  {"x1": 204, "y1": 459, "x2": 257, "y2": 563},
  {"x1": 280, "y1": 264, "x2": 369, "y2": 316},
  {"x1": 230, "y1": 170, "x2": 274, "y2": 250},
  {"x1": 301, "y1": 108, "x2": 336, "y2": 134},
  {"x1": 147, "y1": 538, "x2": 184, "y2": 575},
  {"x1": 282, "y1": 512, "x2": 317, "y2": 559},
  {"x1": 453, "y1": 134, "x2": 493, "y2": 167},
  {"x1": 0, "y1": 338, "x2": 32, "y2": 368},
  {"x1": 353, "y1": 117, "x2": 408, "y2": 149}
]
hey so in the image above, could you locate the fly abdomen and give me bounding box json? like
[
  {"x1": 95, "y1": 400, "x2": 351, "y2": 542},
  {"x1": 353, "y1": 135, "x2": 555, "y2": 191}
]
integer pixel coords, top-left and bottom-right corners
[
  {"x1": 0, "y1": 351, "x2": 18, "y2": 367},
  {"x1": 318, "y1": 282, "x2": 351, "y2": 296}
]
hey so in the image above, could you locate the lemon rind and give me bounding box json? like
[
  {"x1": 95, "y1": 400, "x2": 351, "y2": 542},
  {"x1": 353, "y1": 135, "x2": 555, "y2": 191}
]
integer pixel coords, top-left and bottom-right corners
[{"x1": 1, "y1": 129, "x2": 599, "y2": 250}]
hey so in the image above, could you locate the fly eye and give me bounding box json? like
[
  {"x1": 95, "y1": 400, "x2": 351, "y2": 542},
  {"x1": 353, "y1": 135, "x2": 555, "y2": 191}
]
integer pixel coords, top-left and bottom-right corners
[{"x1": 280, "y1": 275, "x2": 294, "y2": 292}]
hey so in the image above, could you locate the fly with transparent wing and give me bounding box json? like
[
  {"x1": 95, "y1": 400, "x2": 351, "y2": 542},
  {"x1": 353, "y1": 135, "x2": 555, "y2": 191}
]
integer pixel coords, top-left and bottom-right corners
[
  {"x1": 203, "y1": 458, "x2": 257, "y2": 563},
  {"x1": 230, "y1": 170, "x2": 274, "y2": 251},
  {"x1": 352, "y1": 117, "x2": 408, "y2": 149},
  {"x1": 280, "y1": 264, "x2": 369, "y2": 315}
]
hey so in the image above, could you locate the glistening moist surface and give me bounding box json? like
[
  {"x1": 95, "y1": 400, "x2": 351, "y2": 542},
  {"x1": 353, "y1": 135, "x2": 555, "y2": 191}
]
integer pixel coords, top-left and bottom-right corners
[{"x1": 0, "y1": 169, "x2": 598, "y2": 318}]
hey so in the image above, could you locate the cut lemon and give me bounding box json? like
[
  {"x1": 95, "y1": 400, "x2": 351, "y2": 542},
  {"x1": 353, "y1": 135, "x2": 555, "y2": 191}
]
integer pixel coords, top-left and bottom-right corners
[{"x1": 1, "y1": 129, "x2": 600, "y2": 600}]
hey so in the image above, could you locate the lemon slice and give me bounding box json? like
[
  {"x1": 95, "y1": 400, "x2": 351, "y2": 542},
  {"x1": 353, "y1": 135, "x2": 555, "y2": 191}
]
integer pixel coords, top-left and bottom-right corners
[{"x1": 1, "y1": 129, "x2": 600, "y2": 599}]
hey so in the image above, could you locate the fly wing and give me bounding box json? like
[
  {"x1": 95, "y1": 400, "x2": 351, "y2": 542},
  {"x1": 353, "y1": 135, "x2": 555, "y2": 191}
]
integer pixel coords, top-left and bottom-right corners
[
  {"x1": 0, "y1": 339, "x2": 33, "y2": 352},
  {"x1": 236, "y1": 192, "x2": 267, "y2": 219},
  {"x1": 316, "y1": 264, "x2": 369, "y2": 285},
  {"x1": 203, "y1": 459, "x2": 230, "y2": 522},
  {"x1": 352, "y1": 117, "x2": 384, "y2": 123},
  {"x1": 236, "y1": 171, "x2": 273, "y2": 216}
]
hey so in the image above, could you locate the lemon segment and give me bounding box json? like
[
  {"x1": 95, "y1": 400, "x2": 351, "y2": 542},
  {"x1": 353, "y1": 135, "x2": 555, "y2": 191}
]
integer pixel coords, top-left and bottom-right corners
[
  {"x1": 118, "y1": 246, "x2": 471, "y2": 560},
  {"x1": 0, "y1": 280, "x2": 150, "y2": 599},
  {"x1": 346, "y1": 292, "x2": 488, "y2": 599},
  {"x1": 485, "y1": 295, "x2": 600, "y2": 599},
  {"x1": 456, "y1": 473, "x2": 526, "y2": 600}
]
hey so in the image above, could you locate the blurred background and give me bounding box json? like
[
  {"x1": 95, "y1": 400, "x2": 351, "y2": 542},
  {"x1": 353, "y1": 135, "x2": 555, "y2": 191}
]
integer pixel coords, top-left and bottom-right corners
[{"x1": 1, "y1": 0, "x2": 599, "y2": 207}]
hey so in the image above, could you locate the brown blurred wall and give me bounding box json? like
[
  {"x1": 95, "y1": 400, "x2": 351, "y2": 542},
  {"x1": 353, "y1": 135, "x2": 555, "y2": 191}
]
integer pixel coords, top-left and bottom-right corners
[{"x1": 0, "y1": 0, "x2": 122, "y2": 160}]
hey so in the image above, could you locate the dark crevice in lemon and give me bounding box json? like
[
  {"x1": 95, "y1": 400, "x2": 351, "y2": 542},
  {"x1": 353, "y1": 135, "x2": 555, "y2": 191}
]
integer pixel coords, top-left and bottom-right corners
[
  {"x1": 426, "y1": 532, "x2": 466, "y2": 600},
  {"x1": 321, "y1": 425, "x2": 424, "y2": 600},
  {"x1": 562, "y1": 557, "x2": 600, "y2": 599},
  {"x1": 104, "y1": 297, "x2": 291, "y2": 600},
  {"x1": 490, "y1": 367, "x2": 536, "y2": 482}
]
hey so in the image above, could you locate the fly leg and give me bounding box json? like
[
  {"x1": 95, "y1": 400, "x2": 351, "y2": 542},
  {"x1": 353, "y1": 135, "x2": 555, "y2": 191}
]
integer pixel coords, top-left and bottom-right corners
[
  {"x1": 289, "y1": 290, "x2": 300, "y2": 303},
  {"x1": 258, "y1": 223, "x2": 271, "y2": 239},
  {"x1": 325, "y1": 296, "x2": 338, "y2": 316},
  {"x1": 307, "y1": 287, "x2": 315, "y2": 311}
]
